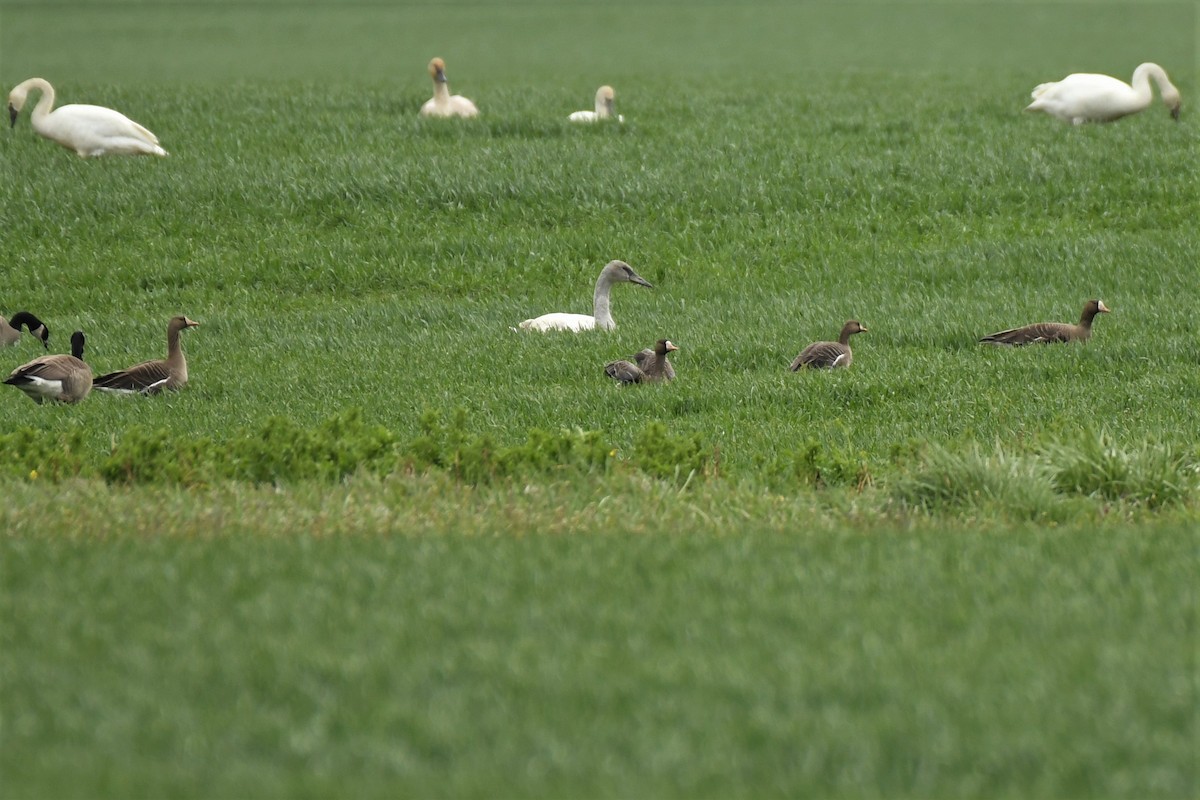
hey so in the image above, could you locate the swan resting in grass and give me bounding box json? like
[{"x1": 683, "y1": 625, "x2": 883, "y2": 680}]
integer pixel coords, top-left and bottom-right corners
[
  {"x1": 519, "y1": 260, "x2": 653, "y2": 332},
  {"x1": 569, "y1": 86, "x2": 624, "y2": 123},
  {"x1": 419, "y1": 58, "x2": 479, "y2": 118},
  {"x1": 8, "y1": 77, "x2": 168, "y2": 157},
  {"x1": 1025, "y1": 63, "x2": 1181, "y2": 124}
]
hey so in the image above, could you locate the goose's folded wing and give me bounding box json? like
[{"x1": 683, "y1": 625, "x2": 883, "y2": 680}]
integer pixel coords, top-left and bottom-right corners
[{"x1": 94, "y1": 359, "x2": 170, "y2": 393}]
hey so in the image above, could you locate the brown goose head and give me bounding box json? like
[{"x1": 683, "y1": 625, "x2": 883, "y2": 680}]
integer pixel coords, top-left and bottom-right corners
[
  {"x1": 654, "y1": 339, "x2": 679, "y2": 356},
  {"x1": 1080, "y1": 299, "x2": 1110, "y2": 326},
  {"x1": 838, "y1": 320, "x2": 868, "y2": 345}
]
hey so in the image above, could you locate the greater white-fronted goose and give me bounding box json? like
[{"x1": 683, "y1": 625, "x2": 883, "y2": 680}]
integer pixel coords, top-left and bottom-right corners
[
  {"x1": 569, "y1": 86, "x2": 624, "y2": 123},
  {"x1": 418, "y1": 58, "x2": 479, "y2": 118},
  {"x1": 979, "y1": 299, "x2": 1109, "y2": 345},
  {"x1": 93, "y1": 315, "x2": 199, "y2": 394},
  {"x1": 4, "y1": 330, "x2": 92, "y2": 404},
  {"x1": 8, "y1": 77, "x2": 168, "y2": 157},
  {"x1": 1026, "y1": 63, "x2": 1181, "y2": 125},
  {"x1": 1, "y1": 311, "x2": 49, "y2": 348},
  {"x1": 605, "y1": 339, "x2": 679, "y2": 384},
  {"x1": 520, "y1": 260, "x2": 653, "y2": 332},
  {"x1": 790, "y1": 320, "x2": 867, "y2": 370}
]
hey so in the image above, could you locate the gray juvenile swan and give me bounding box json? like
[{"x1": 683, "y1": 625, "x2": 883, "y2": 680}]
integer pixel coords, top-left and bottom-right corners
[
  {"x1": 520, "y1": 260, "x2": 653, "y2": 332},
  {"x1": 5, "y1": 330, "x2": 92, "y2": 404}
]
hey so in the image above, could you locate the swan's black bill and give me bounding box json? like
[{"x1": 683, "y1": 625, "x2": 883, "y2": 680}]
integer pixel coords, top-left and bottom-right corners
[{"x1": 8, "y1": 104, "x2": 17, "y2": 127}]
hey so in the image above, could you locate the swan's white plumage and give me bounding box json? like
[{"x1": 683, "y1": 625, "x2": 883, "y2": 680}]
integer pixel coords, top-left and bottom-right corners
[
  {"x1": 8, "y1": 77, "x2": 168, "y2": 157},
  {"x1": 569, "y1": 85, "x2": 624, "y2": 123},
  {"x1": 419, "y1": 58, "x2": 478, "y2": 118},
  {"x1": 519, "y1": 260, "x2": 652, "y2": 333},
  {"x1": 519, "y1": 313, "x2": 597, "y2": 333},
  {"x1": 1025, "y1": 63, "x2": 1181, "y2": 124}
]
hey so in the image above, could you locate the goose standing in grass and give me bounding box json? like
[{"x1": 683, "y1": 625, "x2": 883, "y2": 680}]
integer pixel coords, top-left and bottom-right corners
[
  {"x1": 569, "y1": 86, "x2": 624, "y2": 123},
  {"x1": 1, "y1": 311, "x2": 50, "y2": 349},
  {"x1": 605, "y1": 339, "x2": 678, "y2": 384},
  {"x1": 790, "y1": 320, "x2": 868, "y2": 370},
  {"x1": 1025, "y1": 63, "x2": 1181, "y2": 124},
  {"x1": 519, "y1": 260, "x2": 653, "y2": 332},
  {"x1": 8, "y1": 77, "x2": 168, "y2": 157},
  {"x1": 419, "y1": 58, "x2": 479, "y2": 118},
  {"x1": 5, "y1": 330, "x2": 92, "y2": 404},
  {"x1": 93, "y1": 315, "x2": 199, "y2": 394},
  {"x1": 979, "y1": 299, "x2": 1109, "y2": 345}
]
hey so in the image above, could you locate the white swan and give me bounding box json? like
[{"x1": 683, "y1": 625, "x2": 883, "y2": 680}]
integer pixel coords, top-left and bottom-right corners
[
  {"x1": 569, "y1": 86, "x2": 624, "y2": 123},
  {"x1": 1025, "y1": 63, "x2": 1181, "y2": 124},
  {"x1": 419, "y1": 58, "x2": 479, "y2": 118},
  {"x1": 519, "y1": 260, "x2": 652, "y2": 332},
  {"x1": 8, "y1": 77, "x2": 168, "y2": 157}
]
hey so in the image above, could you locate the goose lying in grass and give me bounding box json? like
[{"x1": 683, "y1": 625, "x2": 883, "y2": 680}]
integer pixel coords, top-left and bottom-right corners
[
  {"x1": 605, "y1": 339, "x2": 678, "y2": 384},
  {"x1": 93, "y1": 315, "x2": 199, "y2": 394},
  {"x1": 790, "y1": 320, "x2": 867, "y2": 370},
  {"x1": 520, "y1": 260, "x2": 653, "y2": 332},
  {"x1": 1, "y1": 311, "x2": 49, "y2": 349},
  {"x1": 569, "y1": 86, "x2": 624, "y2": 123},
  {"x1": 8, "y1": 77, "x2": 168, "y2": 157},
  {"x1": 419, "y1": 58, "x2": 479, "y2": 118},
  {"x1": 1025, "y1": 63, "x2": 1181, "y2": 124},
  {"x1": 5, "y1": 330, "x2": 91, "y2": 404},
  {"x1": 979, "y1": 299, "x2": 1109, "y2": 345}
]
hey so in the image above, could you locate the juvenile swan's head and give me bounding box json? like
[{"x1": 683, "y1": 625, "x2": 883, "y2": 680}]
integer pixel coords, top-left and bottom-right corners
[
  {"x1": 596, "y1": 85, "x2": 616, "y2": 116},
  {"x1": 602, "y1": 260, "x2": 653, "y2": 288},
  {"x1": 428, "y1": 58, "x2": 447, "y2": 83}
]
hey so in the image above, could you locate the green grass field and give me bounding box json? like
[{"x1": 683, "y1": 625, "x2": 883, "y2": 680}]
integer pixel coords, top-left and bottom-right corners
[{"x1": 1, "y1": 1, "x2": 1198, "y2": 797}]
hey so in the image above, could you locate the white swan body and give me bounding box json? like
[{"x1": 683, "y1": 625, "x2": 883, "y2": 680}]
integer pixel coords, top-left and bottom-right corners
[
  {"x1": 569, "y1": 85, "x2": 624, "y2": 123},
  {"x1": 519, "y1": 260, "x2": 652, "y2": 332},
  {"x1": 1025, "y1": 63, "x2": 1181, "y2": 124},
  {"x1": 8, "y1": 78, "x2": 168, "y2": 157},
  {"x1": 419, "y1": 58, "x2": 478, "y2": 118}
]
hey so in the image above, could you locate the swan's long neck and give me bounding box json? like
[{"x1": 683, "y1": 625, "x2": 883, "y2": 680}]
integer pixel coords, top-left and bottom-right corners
[
  {"x1": 1131, "y1": 63, "x2": 1173, "y2": 107},
  {"x1": 433, "y1": 79, "x2": 451, "y2": 105},
  {"x1": 19, "y1": 78, "x2": 56, "y2": 125},
  {"x1": 593, "y1": 273, "x2": 616, "y2": 330}
]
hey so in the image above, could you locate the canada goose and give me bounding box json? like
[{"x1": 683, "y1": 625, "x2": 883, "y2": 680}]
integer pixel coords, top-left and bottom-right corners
[
  {"x1": 520, "y1": 260, "x2": 653, "y2": 332},
  {"x1": 4, "y1": 330, "x2": 92, "y2": 404},
  {"x1": 93, "y1": 315, "x2": 199, "y2": 394},
  {"x1": 8, "y1": 77, "x2": 168, "y2": 157},
  {"x1": 1026, "y1": 63, "x2": 1181, "y2": 124},
  {"x1": 419, "y1": 58, "x2": 479, "y2": 118},
  {"x1": 1, "y1": 311, "x2": 49, "y2": 349},
  {"x1": 605, "y1": 339, "x2": 678, "y2": 384},
  {"x1": 790, "y1": 320, "x2": 868, "y2": 370},
  {"x1": 569, "y1": 85, "x2": 624, "y2": 123},
  {"x1": 979, "y1": 299, "x2": 1109, "y2": 345}
]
